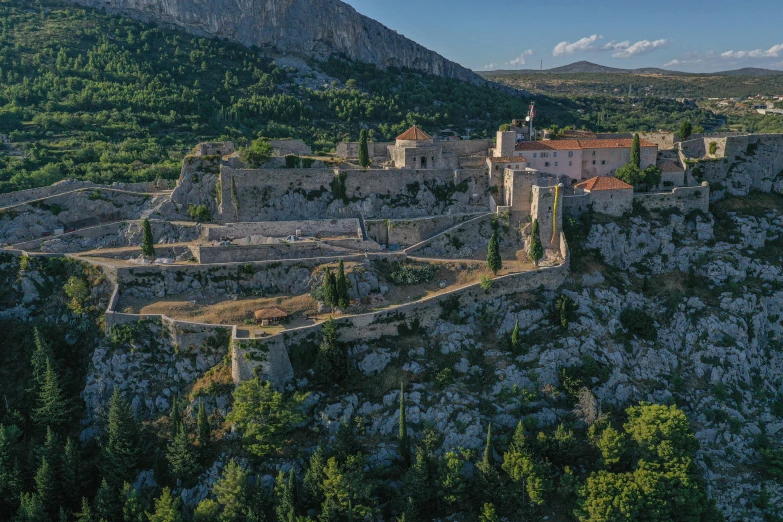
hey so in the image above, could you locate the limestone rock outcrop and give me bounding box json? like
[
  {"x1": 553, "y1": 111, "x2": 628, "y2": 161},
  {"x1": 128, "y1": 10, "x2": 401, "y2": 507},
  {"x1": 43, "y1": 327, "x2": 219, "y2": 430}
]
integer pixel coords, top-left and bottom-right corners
[{"x1": 65, "y1": 0, "x2": 483, "y2": 84}]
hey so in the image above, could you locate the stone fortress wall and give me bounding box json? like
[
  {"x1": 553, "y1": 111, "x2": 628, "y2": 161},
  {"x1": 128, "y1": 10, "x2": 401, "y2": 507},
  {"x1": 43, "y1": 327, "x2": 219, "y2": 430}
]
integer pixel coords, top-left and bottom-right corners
[
  {"x1": 364, "y1": 213, "x2": 482, "y2": 247},
  {"x1": 337, "y1": 139, "x2": 491, "y2": 160}
]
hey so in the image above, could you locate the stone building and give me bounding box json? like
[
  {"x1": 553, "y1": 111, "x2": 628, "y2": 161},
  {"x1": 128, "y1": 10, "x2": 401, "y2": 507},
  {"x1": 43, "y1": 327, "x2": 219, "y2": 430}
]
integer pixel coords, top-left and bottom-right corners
[
  {"x1": 574, "y1": 176, "x2": 634, "y2": 216},
  {"x1": 388, "y1": 126, "x2": 445, "y2": 169}
]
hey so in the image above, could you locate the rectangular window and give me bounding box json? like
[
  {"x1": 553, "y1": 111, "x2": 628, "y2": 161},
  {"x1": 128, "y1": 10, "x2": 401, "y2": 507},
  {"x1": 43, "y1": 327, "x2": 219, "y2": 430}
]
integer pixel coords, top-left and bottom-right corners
[
  {"x1": 601, "y1": 160, "x2": 606, "y2": 165},
  {"x1": 569, "y1": 161, "x2": 573, "y2": 166},
  {"x1": 592, "y1": 151, "x2": 596, "y2": 156},
  {"x1": 553, "y1": 152, "x2": 558, "y2": 157},
  {"x1": 545, "y1": 162, "x2": 550, "y2": 167},
  {"x1": 532, "y1": 153, "x2": 537, "y2": 158},
  {"x1": 611, "y1": 151, "x2": 615, "y2": 156},
  {"x1": 541, "y1": 152, "x2": 548, "y2": 158},
  {"x1": 645, "y1": 149, "x2": 649, "y2": 155},
  {"x1": 554, "y1": 162, "x2": 558, "y2": 166},
  {"x1": 622, "y1": 150, "x2": 626, "y2": 156},
  {"x1": 592, "y1": 160, "x2": 596, "y2": 165}
]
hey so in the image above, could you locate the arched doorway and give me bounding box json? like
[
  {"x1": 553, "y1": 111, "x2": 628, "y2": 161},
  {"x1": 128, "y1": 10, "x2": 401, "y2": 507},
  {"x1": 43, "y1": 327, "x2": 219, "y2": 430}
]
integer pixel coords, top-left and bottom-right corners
[{"x1": 420, "y1": 156, "x2": 427, "y2": 168}]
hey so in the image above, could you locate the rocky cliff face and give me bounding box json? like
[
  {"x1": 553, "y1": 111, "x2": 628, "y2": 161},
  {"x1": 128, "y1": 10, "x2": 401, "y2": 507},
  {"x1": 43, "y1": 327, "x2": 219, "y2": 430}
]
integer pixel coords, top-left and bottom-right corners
[{"x1": 65, "y1": 0, "x2": 483, "y2": 84}]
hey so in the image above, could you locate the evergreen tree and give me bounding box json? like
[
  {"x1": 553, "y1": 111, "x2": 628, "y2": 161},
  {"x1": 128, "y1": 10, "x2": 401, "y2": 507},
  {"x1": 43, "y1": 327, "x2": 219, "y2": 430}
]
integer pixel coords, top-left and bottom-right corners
[
  {"x1": 102, "y1": 388, "x2": 140, "y2": 487},
  {"x1": 274, "y1": 469, "x2": 296, "y2": 522},
  {"x1": 32, "y1": 360, "x2": 69, "y2": 430},
  {"x1": 15, "y1": 493, "x2": 47, "y2": 522},
  {"x1": 529, "y1": 220, "x2": 544, "y2": 265},
  {"x1": 398, "y1": 385, "x2": 411, "y2": 468},
  {"x1": 61, "y1": 438, "x2": 80, "y2": 510},
  {"x1": 438, "y1": 451, "x2": 468, "y2": 510},
  {"x1": 486, "y1": 231, "x2": 502, "y2": 274},
  {"x1": 121, "y1": 482, "x2": 145, "y2": 522},
  {"x1": 482, "y1": 424, "x2": 493, "y2": 469},
  {"x1": 320, "y1": 456, "x2": 374, "y2": 521},
  {"x1": 403, "y1": 449, "x2": 433, "y2": 517},
  {"x1": 597, "y1": 425, "x2": 627, "y2": 468},
  {"x1": 196, "y1": 399, "x2": 210, "y2": 448},
  {"x1": 167, "y1": 428, "x2": 199, "y2": 487},
  {"x1": 146, "y1": 488, "x2": 182, "y2": 522},
  {"x1": 213, "y1": 459, "x2": 249, "y2": 522},
  {"x1": 30, "y1": 328, "x2": 53, "y2": 392},
  {"x1": 0, "y1": 424, "x2": 23, "y2": 518},
  {"x1": 336, "y1": 260, "x2": 350, "y2": 309},
  {"x1": 169, "y1": 397, "x2": 182, "y2": 441},
  {"x1": 141, "y1": 218, "x2": 156, "y2": 259},
  {"x1": 631, "y1": 133, "x2": 641, "y2": 168},
  {"x1": 332, "y1": 420, "x2": 361, "y2": 460},
  {"x1": 34, "y1": 456, "x2": 58, "y2": 516},
  {"x1": 479, "y1": 503, "x2": 500, "y2": 522},
  {"x1": 358, "y1": 129, "x2": 370, "y2": 168},
  {"x1": 303, "y1": 445, "x2": 327, "y2": 507},
  {"x1": 94, "y1": 478, "x2": 120, "y2": 522},
  {"x1": 192, "y1": 499, "x2": 219, "y2": 522},
  {"x1": 502, "y1": 422, "x2": 548, "y2": 507},
  {"x1": 679, "y1": 121, "x2": 693, "y2": 141},
  {"x1": 322, "y1": 268, "x2": 337, "y2": 308},
  {"x1": 510, "y1": 320, "x2": 520, "y2": 351},
  {"x1": 314, "y1": 318, "x2": 347, "y2": 383},
  {"x1": 75, "y1": 498, "x2": 91, "y2": 522},
  {"x1": 474, "y1": 424, "x2": 501, "y2": 510}
]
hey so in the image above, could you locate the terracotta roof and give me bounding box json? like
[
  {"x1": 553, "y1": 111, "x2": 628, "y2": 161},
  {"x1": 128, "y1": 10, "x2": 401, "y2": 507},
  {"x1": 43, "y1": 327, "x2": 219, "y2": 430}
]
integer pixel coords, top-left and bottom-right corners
[
  {"x1": 396, "y1": 125, "x2": 432, "y2": 141},
  {"x1": 659, "y1": 160, "x2": 684, "y2": 172},
  {"x1": 575, "y1": 176, "x2": 634, "y2": 191},
  {"x1": 515, "y1": 138, "x2": 656, "y2": 151},
  {"x1": 489, "y1": 156, "x2": 528, "y2": 163},
  {"x1": 254, "y1": 307, "x2": 288, "y2": 320},
  {"x1": 562, "y1": 130, "x2": 597, "y2": 139}
]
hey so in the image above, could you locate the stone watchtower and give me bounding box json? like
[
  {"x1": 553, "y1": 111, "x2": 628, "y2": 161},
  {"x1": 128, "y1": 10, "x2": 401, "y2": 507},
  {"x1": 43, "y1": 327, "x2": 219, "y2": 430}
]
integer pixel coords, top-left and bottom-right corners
[{"x1": 389, "y1": 125, "x2": 444, "y2": 169}]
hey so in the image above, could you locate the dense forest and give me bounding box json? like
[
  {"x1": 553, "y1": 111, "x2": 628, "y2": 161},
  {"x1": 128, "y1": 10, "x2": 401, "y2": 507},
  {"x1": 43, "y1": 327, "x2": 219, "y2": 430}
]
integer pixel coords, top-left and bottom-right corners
[{"x1": 0, "y1": 0, "x2": 712, "y2": 195}]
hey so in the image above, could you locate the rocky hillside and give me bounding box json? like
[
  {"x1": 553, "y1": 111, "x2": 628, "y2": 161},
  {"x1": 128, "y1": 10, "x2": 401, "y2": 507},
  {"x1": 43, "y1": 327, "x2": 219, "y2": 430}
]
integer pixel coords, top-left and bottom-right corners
[{"x1": 65, "y1": 0, "x2": 483, "y2": 84}]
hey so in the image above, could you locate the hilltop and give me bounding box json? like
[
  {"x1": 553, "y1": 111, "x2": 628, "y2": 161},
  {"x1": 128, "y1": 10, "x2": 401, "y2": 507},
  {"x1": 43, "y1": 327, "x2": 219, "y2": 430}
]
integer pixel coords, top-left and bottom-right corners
[{"x1": 482, "y1": 60, "x2": 783, "y2": 77}]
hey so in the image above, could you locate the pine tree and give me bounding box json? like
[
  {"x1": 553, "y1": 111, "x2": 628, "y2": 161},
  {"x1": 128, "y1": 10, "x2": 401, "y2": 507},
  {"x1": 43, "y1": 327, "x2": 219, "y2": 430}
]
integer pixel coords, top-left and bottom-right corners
[
  {"x1": 167, "y1": 428, "x2": 199, "y2": 487},
  {"x1": 474, "y1": 424, "x2": 501, "y2": 510},
  {"x1": 30, "y1": 328, "x2": 53, "y2": 392},
  {"x1": 486, "y1": 231, "x2": 502, "y2": 274},
  {"x1": 398, "y1": 385, "x2": 411, "y2": 468},
  {"x1": 94, "y1": 478, "x2": 120, "y2": 522},
  {"x1": 502, "y1": 421, "x2": 549, "y2": 507},
  {"x1": 314, "y1": 318, "x2": 347, "y2": 383},
  {"x1": 102, "y1": 388, "x2": 140, "y2": 487},
  {"x1": 438, "y1": 450, "x2": 468, "y2": 510},
  {"x1": 169, "y1": 397, "x2": 182, "y2": 441},
  {"x1": 213, "y1": 459, "x2": 248, "y2": 522},
  {"x1": 631, "y1": 132, "x2": 641, "y2": 168},
  {"x1": 34, "y1": 456, "x2": 57, "y2": 516},
  {"x1": 121, "y1": 482, "x2": 145, "y2": 522},
  {"x1": 479, "y1": 503, "x2": 500, "y2": 522},
  {"x1": 303, "y1": 445, "x2": 327, "y2": 506},
  {"x1": 336, "y1": 260, "x2": 350, "y2": 309},
  {"x1": 358, "y1": 129, "x2": 370, "y2": 168},
  {"x1": 192, "y1": 499, "x2": 220, "y2": 522},
  {"x1": 75, "y1": 497, "x2": 92, "y2": 522},
  {"x1": 511, "y1": 320, "x2": 520, "y2": 351},
  {"x1": 196, "y1": 399, "x2": 210, "y2": 448},
  {"x1": 32, "y1": 360, "x2": 69, "y2": 430},
  {"x1": 322, "y1": 268, "x2": 337, "y2": 307},
  {"x1": 141, "y1": 218, "x2": 155, "y2": 259},
  {"x1": 274, "y1": 469, "x2": 296, "y2": 522},
  {"x1": 16, "y1": 493, "x2": 47, "y2": 522},
  {"x1": 403, "y1": 449, "x2": 432, "y2": 517},
  {"x1": 529, "y1": 219, "x2": 544, "y2": 265},
  {"x1": 146, "y1": 488, "x2": 183, "y2": 522},
  {"x1": 62, "y1": 437, "x2": 80, "y2": 510},
  {"x1": 332, "y1": 420, "x2": 361, "y2": 460},
  {"x1": 0, "y1": 424, "x2": 22, "y2": 518}
]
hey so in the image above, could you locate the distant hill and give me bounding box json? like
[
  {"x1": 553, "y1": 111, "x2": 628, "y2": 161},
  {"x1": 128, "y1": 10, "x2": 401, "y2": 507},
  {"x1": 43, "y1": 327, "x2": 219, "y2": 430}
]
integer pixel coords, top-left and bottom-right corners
[{"x1": 481, "y1": 60, "x2": 783, "y2": 77}]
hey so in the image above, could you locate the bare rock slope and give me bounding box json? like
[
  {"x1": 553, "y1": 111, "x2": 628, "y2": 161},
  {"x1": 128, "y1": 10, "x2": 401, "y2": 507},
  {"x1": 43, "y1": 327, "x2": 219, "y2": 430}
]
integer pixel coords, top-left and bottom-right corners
[{"x1": 65, "y1": 0, "x2": 483, "y2": 84}]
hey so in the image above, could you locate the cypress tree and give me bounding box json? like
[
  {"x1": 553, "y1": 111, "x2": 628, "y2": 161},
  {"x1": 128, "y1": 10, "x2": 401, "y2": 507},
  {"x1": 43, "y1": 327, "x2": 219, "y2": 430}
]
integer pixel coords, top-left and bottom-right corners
[
  {"x1": 196, "y1": 399, "x2": 210, "y2": 448},
  {"x1": 336, "y1": 260, "x2": 350, "y2": 309},
  {"x1": 529, "y1": 220, "x2": 544, "y2": 265},
  {"x1": 486, "y1": 231, "x2": 502, "y2": 274},
  {"x1": 33, "y1": 360, "x2": 69, "y2": 430},
  {"x1": 322, "y1": 268, "x2": 337, "y2": 307},
  {"x1": 332, "y1": 420, "x2": 361, "y2": 460},
  {"x1": 141, "y1": 218, "x2": 155, "y2": 259},
  {"x1": 399, "y1": 385, "x2": 411, "y2": 468},
  {"x1": 511, "y1": 320, "x2": 520, "y2": 351},
  {"x1": 102, "y1": 388, "x2": 140, "y2": 487},
  {"x1": 314, "y1": 318, "x2": 346, "y2": 382},
  {"x1": 482, "y1": 424, "x2": 493, "y2": 469},
  {"x1": 167, "y1": 428, "x2": 199, "y2": 487},
  {"x1": 403, "y1": 449, "x2": 432, "y2": 517},
  {"x1": 631, "y1": 133, "x2": 641, "y2": 168},
  {"x1": 169, "y1": 397, "x2": 182, "y2": 441},
  {"x1": 358, "y1": 129, "x2": 370, "y2": 168},
  {"x1": 474, "y1": 424, "x2": 501, "y2": 511}
]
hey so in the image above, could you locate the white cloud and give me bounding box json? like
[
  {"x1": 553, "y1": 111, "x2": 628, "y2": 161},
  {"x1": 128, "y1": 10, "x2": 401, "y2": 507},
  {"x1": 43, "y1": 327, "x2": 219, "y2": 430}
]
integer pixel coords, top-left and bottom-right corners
[
  {"x1": 721, "y1": 43, "x2": 783, "y2": 60},
  {"x1": 484, "y1": 63, "x2": 498, "y2": 70},
  {"x1": 611, "y1": 39, "x2": 670, "y2": 58},
  {"x1": 553, "y1": 35, "x2": 603, "y2": 57},
  {"x1": 552, "y1": 35, "x2": 669, "y2": 58},
  {"x1": 506, "y1": 49, "x2": 534, "y2": 67}
]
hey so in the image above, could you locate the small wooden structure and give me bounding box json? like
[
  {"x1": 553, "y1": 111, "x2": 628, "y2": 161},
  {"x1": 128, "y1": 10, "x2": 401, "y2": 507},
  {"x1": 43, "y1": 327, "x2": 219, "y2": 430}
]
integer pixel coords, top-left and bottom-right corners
[{"x1": 254, "y1": 307, "x2": 289, "y2": 326}]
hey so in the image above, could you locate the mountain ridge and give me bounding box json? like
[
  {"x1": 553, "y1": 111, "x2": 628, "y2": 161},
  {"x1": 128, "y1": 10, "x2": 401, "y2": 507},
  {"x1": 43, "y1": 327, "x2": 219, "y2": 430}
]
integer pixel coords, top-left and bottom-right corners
[
  {"x1": 64, "y1": 0, "x2": 485, "y2": 84},
  {"x1": 481, "y1": 60, "x2": 783, "y2": 77}
]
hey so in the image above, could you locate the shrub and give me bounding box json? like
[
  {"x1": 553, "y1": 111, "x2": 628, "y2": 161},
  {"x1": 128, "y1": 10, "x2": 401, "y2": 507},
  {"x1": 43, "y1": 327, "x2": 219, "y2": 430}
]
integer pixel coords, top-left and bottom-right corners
[
  {"x1": 389, "y1": 263, "x2": 437, "y2": 285},
  {"x1": 240, "y1": 137, "x2": 273, "y2": 167},
  {"x1": 188, "y1": 204, "x2": 211, "y2": 221},
  {"x1": 619, "y1": 308, "x2": 657, "y2": 340},
  {"x1": 480, "y1": 274, "x2": 493, "y2": 292},
  {"x1": 529, "y1": 219, "x2": 544, "y2": 264},
  {"x1": 709, "y1": 141, "x2": 718, "y2": 155}
]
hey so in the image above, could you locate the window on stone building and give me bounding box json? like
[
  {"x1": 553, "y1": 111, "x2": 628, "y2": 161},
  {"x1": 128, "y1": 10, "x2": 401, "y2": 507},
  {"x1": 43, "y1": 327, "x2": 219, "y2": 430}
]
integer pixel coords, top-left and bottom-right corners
[
  {"x1": 592, "y1": 160, "x2": 596, "y2": 165},
  {"x1": 554, "y1": 162, "x2": 558, "y2": 166},
  {"x1": 545, "y1": 162, "x2": 550, "y2": 167},
  {"x1": 592, "y1": 151, "x2": 596, "y2": 156},
  {"x1": 533, "y1": 153, "x2": 537, "y2": 158},
  {"x1": 611, "y1": 151, "x2": 615, "y2": 155},
  {"x1": 622, "y1": 150, "x2": 626, "y2": 156},
  {"x1": 568, "y1": 151, "x2": 574, "y2": 157},
  {"x1": 569, "y1": 161, "x2": 573, "y2": 166},
  {"x1": 553, "y1": 152, "x2": 558, "y2": 157},
  {"x1": 601, "y1": 160, "x2": 606, "y2": 165},
  {"x1": 645, "y1": 149, "x2": 649, "y2": 155}
]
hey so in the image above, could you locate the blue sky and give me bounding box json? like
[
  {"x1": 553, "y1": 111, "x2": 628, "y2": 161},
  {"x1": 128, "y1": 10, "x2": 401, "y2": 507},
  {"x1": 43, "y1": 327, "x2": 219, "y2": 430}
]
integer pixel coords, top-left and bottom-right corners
[{"x1": 342, "y1": 0, "x2": 783, "y2": 73}]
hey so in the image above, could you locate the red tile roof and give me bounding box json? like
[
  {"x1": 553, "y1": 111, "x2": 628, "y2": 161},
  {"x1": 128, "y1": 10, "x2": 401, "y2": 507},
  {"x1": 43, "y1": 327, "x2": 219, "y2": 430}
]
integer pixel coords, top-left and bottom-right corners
[
  {"x1": 575, "y1": 176, "x2": 634, "y2": 191},
  {"x1": 659, "y1": 160, "x2": 684, "y2": 172},
  {"x1": 254, "y1": 307, "x2": 288, "y2": 320},
  {"x1": 396, "y1": 125, "x2": 432, "y2": 141},
  {"x1": 515, "y1": 138, "x2": 656, "y2": 151}
]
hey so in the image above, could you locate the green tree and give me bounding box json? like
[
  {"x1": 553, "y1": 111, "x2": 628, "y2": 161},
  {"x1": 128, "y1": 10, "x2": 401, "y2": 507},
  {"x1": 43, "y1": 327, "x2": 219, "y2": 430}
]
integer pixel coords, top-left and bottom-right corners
[
  {"x1": 630, "y1": 133, "x2": 641, "y2": 168},
  {"x1": 320, "y1": 455, "x2": 374, "y2": 521},
  {"x1": 314, "y1": 319, "x2": 347, "y2": 383},
  {"x1": 63, "y1": 276, "x2": 90, "y2": 314},
  {"x1": 643, "y1": 164, "x2": 662, "y2": 190},
  {"x1": 197, "y1": 399, "x2": 210, "y2": 448},
  {"x1": 32, "y1": 360, "x2": 69, "y2": 430},
  {"x1": 679, "y1": 121, "x2": 693, "y2": 141},
  {"x1": 597, "y1": 425, "x2": 627, "y2": 468},
  {"x1": 274, "y1": 469, "x2": 296, "y2": 522},
  {"x1": 336, "y1": 260, "x2": 350, "y2": 309},
  {"x1": 240, "y1": 137, "x2": 273, "y2": 168},
  {"x1": 502, "y1": 422, "x2": 548, "y2": 507},
  {"x1": 94, "y1": 478, "x2": 120, "y2": 522},
  {"x1": 529, "y1": 220, "x2": 544, "y2": 265},
  {"x1": 30, "y1": 328, "x2": 53, "y2": 392},
  {"x1": 192, "y1": 499, "x2": 220, "y2": 522},
  {"x1": 322, "y1": 268, "x2": 337, "y2": 308},
  {"x1": 146, "y1": 488, "x2": 182, "y2": 522},
  {"x1": 487, "y1": 231, "x2": 502, "y2": 274},
  {"x1": 34, "y1": 456, "x2": 57, "y2": 516},
  {"x1": 479, "y1": 503, "x2": 500, "y2": 522},
  {"x1": 121, "y1": 482, "x2": 145, "y2": 522},
  {"x1": 510, "y1": 320, "x2": 520, "y2": 352},
  {"x1": 303, "y1": 445, "x2": 327, "y2": 506},
  {"x1": 399, "y1": 385, "x2": 411, "y2": 468},
  {"x1": 614, "y1": 163, "x2": 644, "y2": 188},
  {"x1": 404, "y1": 449, "x2": 434, "y2": 517},
  {"x1": 0, "y1": 424, "x2": 22, "y2": 518},
  {"x1": 141, "y1": 218, "x2": 155, "y2": 259},
  {"x1": 15, "y1": 493, "x2": 47, "y2": 522},
  {"x1": 624, "y1": 403, "x2": 697, "y2": 467},
  {"x1": 213, "y1": 459, "x2": 249, "y2": 522},
  {"x1": 332, "y1": 420, "x2": 361, "y2": 460},
  {"x1": 438, "y1": 450, "x2": 468, "y2": 510},
  {"x1": 75, "y1": 498, "x2": 91, "y2": 522},
  {"x1": 169, "y1": 397, "x2": 182, "y2": 441},
  {"x1": 60, "y1": 437, "x2": 80, "y2": 511},
  {"x1": 167, "y1": 428, "x2": 199, "y2": 486},
  {"x1": 474, "y1": 424, "x2": 502, "y2": 509},
  {"x1": 226, "y1": 378, "x2": 307, "y2": 459},
  {"x1": 358, "y1": 129, "x2": 370, "y2": 168},
  {"x1": 102, "y1": 388, "x2": 140, "y2": 487}
]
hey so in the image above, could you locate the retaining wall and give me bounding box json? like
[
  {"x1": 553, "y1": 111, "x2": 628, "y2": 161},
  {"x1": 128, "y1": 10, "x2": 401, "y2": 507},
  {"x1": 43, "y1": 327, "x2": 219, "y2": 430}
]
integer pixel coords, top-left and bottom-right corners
[
  {"x1": 204, "y1": 219, "x2": 361, "y2": 241},
  {"x1": 194, "y1": 242, "x2": 349, "y2": 264},
  {"x1": 562, "y1": 194, "x2": 591, "y2": 218},
  {"x1": 364, "y1": 213, "x2": 482, "y2": 246},
  {"x1": 634, "y1": 183, "x2": 710, "y2": 213},
  {"x1": 0, "y1": 180, "x2": 168, "y2": 209}
]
